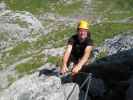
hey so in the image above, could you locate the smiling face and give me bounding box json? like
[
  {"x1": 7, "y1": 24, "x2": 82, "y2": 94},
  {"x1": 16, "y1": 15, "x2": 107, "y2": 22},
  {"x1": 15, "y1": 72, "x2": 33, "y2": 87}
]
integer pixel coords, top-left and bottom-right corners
[{"x1": 78, "y1": 28, "x2": 88, "y2": 41}]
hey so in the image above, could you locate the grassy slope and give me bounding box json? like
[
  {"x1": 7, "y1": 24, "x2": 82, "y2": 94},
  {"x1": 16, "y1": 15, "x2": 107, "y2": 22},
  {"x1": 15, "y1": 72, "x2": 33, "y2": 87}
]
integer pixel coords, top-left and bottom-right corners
[
  {"x1": 15, "y1": 27, "x2": 74, "y2": 74},
  {"x1": 0, "y1": 0, "x2": 133, "y2": 75},
  {"x1": 91, "y1": 0, "x2": 133, "y2": 44},
  {"x1": 92, "y1": 0, "x2": 133, "y2": 20},
  {"x1": 0, "y1": 27, "x2": 74, "y2": 73},
  {"x1": 91, "y1": 23, "x2": 133, "y2": 45},
  {"x1": 4, "y1": 0, "x2": 82, "y2": 16}
]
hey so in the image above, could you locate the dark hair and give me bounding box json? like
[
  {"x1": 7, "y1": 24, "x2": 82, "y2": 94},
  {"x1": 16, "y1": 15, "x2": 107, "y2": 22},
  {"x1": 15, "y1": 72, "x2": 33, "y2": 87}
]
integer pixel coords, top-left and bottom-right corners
[{"x1": 87, "y1": 31, "x2": 91, "y2": 38}]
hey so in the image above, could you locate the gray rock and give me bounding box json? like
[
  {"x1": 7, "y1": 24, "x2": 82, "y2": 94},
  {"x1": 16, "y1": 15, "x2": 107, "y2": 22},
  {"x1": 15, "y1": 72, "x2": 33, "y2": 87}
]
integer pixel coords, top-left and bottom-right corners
[
  {"x1": 93, "y1": 32, "x2": 133, "y2": 57},
  {"x1": 59, "y1": 0, "x2": 81, "y2": 5},
  {"x1": 92, "y1": 32, "x2": 133, "y2": 64},
  {"x1": 38, "y1": 12, "x2": 78, "y2": 30},
  {"x1": 102, "y1": 34, "x2": 133, "y2": 55},
  {"x1": 62, "y1": 83, "x2": 79, "y2": 100},
  {"x1": 0, "y1": 2, "x2": 7, "y2": 12},
  {"x1": 0, "y1": 70, "x2": 79, "y2": 100},
  {"x1": 0, "y1": 10, "x2": 44, "y2": 50},
  {"x1": 43, "y1": 47, "x2": 65, "y2": 57}
]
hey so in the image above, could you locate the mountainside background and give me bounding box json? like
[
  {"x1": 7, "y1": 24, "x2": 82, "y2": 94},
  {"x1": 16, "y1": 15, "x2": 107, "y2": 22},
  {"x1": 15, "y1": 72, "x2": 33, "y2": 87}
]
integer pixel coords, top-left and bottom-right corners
[{"x1": 0, "y1": 0, "x2": 133, "y2": 98}]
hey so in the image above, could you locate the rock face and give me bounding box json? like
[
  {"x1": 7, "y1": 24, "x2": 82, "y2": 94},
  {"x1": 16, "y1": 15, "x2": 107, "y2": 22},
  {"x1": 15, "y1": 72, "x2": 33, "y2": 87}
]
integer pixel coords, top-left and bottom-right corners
[
  {"x1": 0, "y1": 1, "x2": 133, "y2": 100},
  {"x1": 0, "y1": 3, "x2": 47, "y2": 90},
  {"x1": 0, "y1": 71, "x2": 79, "y2": 100},
  {"x1": 101, "y1": 33, "x2": 133, "y2": 55},
  {"x1": 0, "y1": 7, "x2": 44, "y2": 50},
  {"x1": 0, "y1": 33, "x2": 132, "y2": 100},
  {"x1": 43, "y1": 47, "x2": 65, "y2": 57},
  {"x1": 86, "y1": 33, "x2": 133, "y2": 100},
  {"x1": 91, "y1": 33, "x2": 133, "y2": 83},
  {"x1": 93, "y1": 32, "x2": 133, "y2": 62},
  {"x1": 0, "y1": 1, "x2": 7, "y2": 12}
]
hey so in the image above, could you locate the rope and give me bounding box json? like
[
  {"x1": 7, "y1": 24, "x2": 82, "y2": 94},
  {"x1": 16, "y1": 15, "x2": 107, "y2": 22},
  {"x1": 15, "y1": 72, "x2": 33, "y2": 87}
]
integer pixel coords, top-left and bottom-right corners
[
  {"x1": 84, "y1": 73, "x2": 92, "y2": 100},
  {"x1": 60, "y1": 71, "x2": 93, "y2": 100}
]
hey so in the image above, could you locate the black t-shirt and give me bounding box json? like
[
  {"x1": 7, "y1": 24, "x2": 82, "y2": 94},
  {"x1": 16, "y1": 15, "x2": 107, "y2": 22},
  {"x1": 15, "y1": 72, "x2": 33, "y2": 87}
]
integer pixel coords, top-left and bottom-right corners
[{"x1": 68, "y1": 34, "x2": 93, "y2": 60}]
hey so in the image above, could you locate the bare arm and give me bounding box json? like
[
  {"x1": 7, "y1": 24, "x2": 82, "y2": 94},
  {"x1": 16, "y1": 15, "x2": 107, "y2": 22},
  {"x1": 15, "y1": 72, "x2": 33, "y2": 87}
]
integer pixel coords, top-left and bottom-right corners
[
  {"x1": 63, "y1": 44, "x2": 73, "y2": 68},
  {"x1": 60, "y1": 44, "x2": 72, "y2": 74},
  {"x1": 77, "y1": 46, "x2": 93, "y2": 68}
]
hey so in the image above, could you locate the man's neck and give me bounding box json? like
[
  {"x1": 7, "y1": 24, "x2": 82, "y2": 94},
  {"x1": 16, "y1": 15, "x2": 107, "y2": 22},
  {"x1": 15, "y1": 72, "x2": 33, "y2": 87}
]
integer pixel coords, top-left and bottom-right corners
[{"x1": 78, "y1": 37, "x2": 87, "y2": 43}]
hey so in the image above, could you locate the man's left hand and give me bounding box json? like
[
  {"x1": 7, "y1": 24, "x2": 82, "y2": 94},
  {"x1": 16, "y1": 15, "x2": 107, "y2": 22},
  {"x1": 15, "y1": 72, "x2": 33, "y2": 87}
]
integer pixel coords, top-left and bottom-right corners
[{"x1": 72, "y1": 65, "x2": 82, "y2": 75}]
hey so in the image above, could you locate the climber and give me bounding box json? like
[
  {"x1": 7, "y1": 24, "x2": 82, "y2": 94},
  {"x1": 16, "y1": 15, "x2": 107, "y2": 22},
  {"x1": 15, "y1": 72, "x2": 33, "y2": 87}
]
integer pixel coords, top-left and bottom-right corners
[{"x1": 60, "y1": 20, "x2": 93, "y2": 76}]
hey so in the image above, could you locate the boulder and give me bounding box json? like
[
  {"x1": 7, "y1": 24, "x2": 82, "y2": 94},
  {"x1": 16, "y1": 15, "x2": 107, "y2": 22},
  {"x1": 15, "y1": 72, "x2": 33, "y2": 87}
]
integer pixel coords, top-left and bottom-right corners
[{"x1": 0, "y1": 71, "x2": 79, "y2": 100}]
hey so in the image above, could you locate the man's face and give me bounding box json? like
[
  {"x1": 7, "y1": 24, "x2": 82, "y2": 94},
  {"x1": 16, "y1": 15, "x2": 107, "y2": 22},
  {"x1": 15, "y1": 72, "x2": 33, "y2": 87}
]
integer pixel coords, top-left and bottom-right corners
[{"x1": 78, "y1": 28, "x2": 88, "y2": 41}]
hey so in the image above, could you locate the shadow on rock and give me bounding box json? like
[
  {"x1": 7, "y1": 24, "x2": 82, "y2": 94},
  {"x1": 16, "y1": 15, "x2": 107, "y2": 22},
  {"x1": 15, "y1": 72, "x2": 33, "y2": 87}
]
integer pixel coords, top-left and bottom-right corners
[
  {"x1": 37, "y1": 48, "x2": 133, "y2": 100},
  {"x1": 38, "y1": 68, "x2": 59, "y2": 77},
  {"x1": 38, "y1": 67, "x2": 73, "y2": 84},
  {"x1": 77, "y1": 48, "x2": 133, "y2": 100}
]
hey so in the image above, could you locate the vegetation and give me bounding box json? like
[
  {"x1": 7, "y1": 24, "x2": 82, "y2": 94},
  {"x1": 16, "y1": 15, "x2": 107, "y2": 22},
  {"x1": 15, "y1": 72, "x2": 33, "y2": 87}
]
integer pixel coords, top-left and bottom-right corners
[
  {"x1": 34, "y1": 27, "x2": 75, "y2": 48},
  {"x1": 104, "y1": 12, "x2": 133, "y2": 21},
  {"x1": 1, "y1": 21, "x2": 133, "y2": 70},
  {"x1": 53, "y1": 1, "x2": 82, "y2": 16},
  {"x1": 0, "y1": 32, "x2": 9, "y2": 41},
  {"x1": 16, "y1": 53, "x2": 44, "y2": 74},
  {"x1": 96, "y1": 49, "x2": 108, "y2": 59},
  {"x1": 92, "y1": 0, "x2": 133, "y2": 12},
  {"x1": 1, "y1": 41, "x2": 31, "y2": 67},
  {"x1": 0, "y1": 0, "x2": 133, "y2": 77},
  {"x1": 0, "y1": 27, "x2": 74, "y2": 69},
  {"x1": 9, "y1": 41, "x2": 31, "y2": 56},
  {"x1": 15, "y1": 18, "x2": 29, "y2": 28},
  {"x1": 90, "y1": 23, "x2": 133, "y2": 45},
  {"x1": 47, "y1": 56, "x2": 63, "y2": 66},
  {"x1": 4, "y1": 0, "x2": 82, "y2": 15},
  {"x1": 92, "y1": 0, "x2": 133, "y2": 21},
  {"x1": 7, "y1": 75, "x2": 16, "y2": 86}
]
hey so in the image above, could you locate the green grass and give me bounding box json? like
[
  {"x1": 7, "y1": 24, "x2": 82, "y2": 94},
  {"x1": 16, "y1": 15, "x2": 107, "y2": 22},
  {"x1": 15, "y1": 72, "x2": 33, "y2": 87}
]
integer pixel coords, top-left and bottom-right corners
[
  {"x1": 96, "y1": 49, "x2": 108, "y2": 59},
  {"x1": 93, "y1": 0, "x2": 133, "y2": 12},
  {"x1": 0, "y1": 0, "x2": 133, "y2": 81},
  {"x1": 0, "y1": 41, "x2": 32, "y2": 68},
  {"x1": 53, "y1": 1, "x2": 82, "y2": 16},
  {"x1": 110, "y1": 0, "x2": 133, "y2": 11},
  {"x1": 16, "y1": 53, "x2": 44, "y2": 74},
  {"x1": 4, "y1": 0, "x2": 82, "y2": 15},
  {"x1": 47, "y1": 56, "x2": 62, "y2": 66},
  {"x1": 90, "y1": 23, "x2": 133, "y2": 45},
  {"x1": 1, "y1": 22, "x2": 133, "y2": 70},
  {"x1": 0, "y1": 32, "x2": 9, "y2": 41},
  {"x1": 7, "y1": 75, "x2": 16, "y2": 86},
  {"x1": 15, "y1": 18, "x2": 29, "y2": 28},
  {"x1": 104, "y1": 12, "x2": 133, "y2": 21},
  {"x1": 0, "y1": 61, "x2": 3, "y2": 70},
  {"x1": 48, "y1": 27, "x2": 75, "y2": 47},
  {"x1": 0, "y1": 27, "x2": 74, "y2": 69},
  {"x1": 34, "y1": 27, "x2": 75, "y2": 48},
  {"x1": 92, "y1": 0, "x2": 133, "y2": 22},
  {"x1": 9, "y1": 41, "x2": 31, "y2": 56},
  {"x1": 1, "y1": 22, "x2": 132, "y2": 69},
  {"x1": 4, "y1": 0, "x2": 52, "y2": 14}
]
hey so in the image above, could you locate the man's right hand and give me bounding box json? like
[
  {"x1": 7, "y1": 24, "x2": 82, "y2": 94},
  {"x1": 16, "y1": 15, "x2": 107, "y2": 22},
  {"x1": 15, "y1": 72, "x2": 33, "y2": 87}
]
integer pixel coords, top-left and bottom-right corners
[{"x1": 60, "y1": 66, "x2": 68, "y2": 75}]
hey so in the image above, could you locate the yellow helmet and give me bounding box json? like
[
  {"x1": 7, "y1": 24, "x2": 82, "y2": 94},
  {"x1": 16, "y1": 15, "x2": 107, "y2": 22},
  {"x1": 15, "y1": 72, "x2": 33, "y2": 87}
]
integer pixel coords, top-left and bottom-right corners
[{"x1": 78, "y1": 20, "x2": 89, "y2": 30}]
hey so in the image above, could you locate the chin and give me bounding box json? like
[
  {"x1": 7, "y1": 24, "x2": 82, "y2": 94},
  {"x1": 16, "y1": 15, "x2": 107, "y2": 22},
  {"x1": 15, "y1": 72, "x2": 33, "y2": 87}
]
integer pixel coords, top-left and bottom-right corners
[
  {"x1": 78, "y1": 36, "x2": 87, "y2": 41},
  {"x1": 81, "y1": 37, "x2": 86, "y2": 40},
  {"x1": 80, "y1": 38, "x2": 86, "y2": 42}
]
